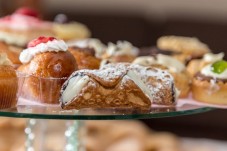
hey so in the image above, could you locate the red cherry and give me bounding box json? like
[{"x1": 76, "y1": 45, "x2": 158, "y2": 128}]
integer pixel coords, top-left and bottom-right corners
[
  {"x1": 15, "y1": 7, "x2": 39, "y2": 18},
  {"x1": 28, "y1": 37, "x2": 56, "y2": 47}
]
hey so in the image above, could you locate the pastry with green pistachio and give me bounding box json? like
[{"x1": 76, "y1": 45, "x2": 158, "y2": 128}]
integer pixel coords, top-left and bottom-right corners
[{"x1": 192, "y1": 60, "x2": 227, "y2": 104}]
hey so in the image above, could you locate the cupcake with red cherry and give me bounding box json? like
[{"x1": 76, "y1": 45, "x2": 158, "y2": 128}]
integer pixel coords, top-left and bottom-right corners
[
  {"x1": 18, "y1": 36, "x2": 77, "y2": 104},
  {"x1": 192, "y1": 60, "x2": 227, "y2": 105}
]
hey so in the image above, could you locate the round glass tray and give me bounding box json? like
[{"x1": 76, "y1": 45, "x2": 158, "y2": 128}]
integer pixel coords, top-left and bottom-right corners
[{"x1": 0, "y1": 104, "x2": 213, "y2": 120}]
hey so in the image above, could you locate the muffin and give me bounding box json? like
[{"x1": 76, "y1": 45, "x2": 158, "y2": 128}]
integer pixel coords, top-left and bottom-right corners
[
  {"x1": 18, "y1": 36, "x2": 77, "y2": 104},
  {"x1": 192, "y1": 60, "x2": 227, "y2": 104},
  {"x1": 0, "y1": 53, "x2": 18, "y2": 109}
]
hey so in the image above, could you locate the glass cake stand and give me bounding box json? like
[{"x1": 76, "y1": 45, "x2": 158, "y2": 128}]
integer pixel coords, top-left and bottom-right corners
[{"x1": 0, "y1": 104, "x2": 213, "y2": 151}]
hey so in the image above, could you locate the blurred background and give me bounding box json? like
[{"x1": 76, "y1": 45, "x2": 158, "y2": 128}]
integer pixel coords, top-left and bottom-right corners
[{"x1": 0, "y1": 0, "x2": 227, "y2": 150}]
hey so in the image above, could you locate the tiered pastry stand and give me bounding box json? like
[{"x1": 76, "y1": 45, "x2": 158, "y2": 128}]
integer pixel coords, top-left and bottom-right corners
[{"x1": 0, "y1": 104, "x2": 213, "y2": 151}]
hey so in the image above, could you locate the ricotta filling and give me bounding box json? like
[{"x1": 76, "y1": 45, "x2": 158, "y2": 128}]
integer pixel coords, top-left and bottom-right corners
[{"x1": 61, "y1": 75, "x2": 90, "y2": 104}]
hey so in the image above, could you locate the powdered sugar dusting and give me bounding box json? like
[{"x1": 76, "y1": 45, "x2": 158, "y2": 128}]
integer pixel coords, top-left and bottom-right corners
[{"x1": 101, "y1": 63, "x2": 175, "y2": 104}]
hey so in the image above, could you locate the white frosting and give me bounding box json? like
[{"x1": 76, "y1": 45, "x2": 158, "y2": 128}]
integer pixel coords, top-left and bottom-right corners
[
  {"x1": 126, "y1": 70, "x2": 152, "y2": 99},
  {"x1": 0, "y1": 14, "x2": 52, "y2": 30},
  {"x1": 201, "y1": 64, "x2": 227, "y2": 79},
  {"x1": 61, "y1": 75, "x2": 90, "y2": 103},
  {"x1": 0, "y1": 53, "x2": 12, "y2": 65},
  {"x1": 203, "y1": 52, "x2": 224, "y2": 63},
  {"x1": 106, "y1": 41, "x2": 139, "y2": 57},
  {"x1": 19, "y1": 39, "x2": 68, "y2": 63},
  {"x1": 67, "y1": 38, "x2": 106, "y2": 58},
  {"x1": 133, "y1": 54, "x2": 185, "y2": 73}
]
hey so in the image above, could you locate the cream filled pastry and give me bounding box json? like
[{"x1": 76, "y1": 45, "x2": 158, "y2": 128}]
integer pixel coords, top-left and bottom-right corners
[
  {"x1": 187, "y1": 52, "x2": 225, "y2": 77},
  {"x1": 67, "y1": 38, "x2": 106, "y2": 58},
  {"x1": 0, "y1": 7, "x2": 55, "y2": 47},
  {"x1": 18, "y1": 36, "x2": 77, "y2": 104},
  {"x1": 60, "y1": 66, "x2": 152, "y2": 110},
  {"x1": 157, "y1": 36, "x2": 211, "y2": 64},
  {"x1": 102, "y1": 41, "x2": 139, "y2": 63},
  {"x1": 0, "y1": 53, "x2": 18, "y2": 109},
  {"x1": 133, "y1": 55, "x2": 190, "y2": 98},
  {"x1": 60, "y1": 63, "x2": 176, "y2": 110},
  {"x1": 192, "y1": 60, "x2": 227, "y2": 105}
]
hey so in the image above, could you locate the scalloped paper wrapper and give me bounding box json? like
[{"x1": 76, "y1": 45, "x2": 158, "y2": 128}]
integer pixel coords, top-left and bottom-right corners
[
  {"x1": 0, "y1": 78, "x2": 18, "y2": 109},
  {"x1": 17, "y1": 72, "x2": 67, "y2": 105}
]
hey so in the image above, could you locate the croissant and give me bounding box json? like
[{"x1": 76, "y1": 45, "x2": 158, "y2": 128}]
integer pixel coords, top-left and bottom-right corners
[{"x1": 60, "y1": 67, "x2": 151, "y2": 110}]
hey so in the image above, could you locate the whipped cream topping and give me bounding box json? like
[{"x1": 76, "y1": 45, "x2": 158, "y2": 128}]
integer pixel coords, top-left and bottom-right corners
[
  {"x1": 19, "y1": 39, "x2": 68, "y2": 63},
  {"x1": 203, "y1": 52, "x2": 224, "y2": 63},
  {"x1": 0, "y1": 14, "x2": 52, "y2": 30},
  {"x1": 0, "y1": 53, "x2": 12, "y2": 65},
  {"x1": 106, "y1": 41, "x2": 139, "y2": 57},
  {"x1": 201, "y1": 64, "x2": 227, "y2": 79},
  {"x1": 61, "y1": 75, "x2": 90, "y2": 104},
  {"x1": 67, "y1": 38, "x2": 106, "y2": 58},
  {"x1": 133, "y1": 54, "x2": 185, "y2": 73}
]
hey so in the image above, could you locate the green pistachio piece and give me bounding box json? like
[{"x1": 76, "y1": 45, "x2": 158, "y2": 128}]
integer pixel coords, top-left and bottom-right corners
[{"x1": 211, "y1": 60, "x2": 227, "y2": 74}]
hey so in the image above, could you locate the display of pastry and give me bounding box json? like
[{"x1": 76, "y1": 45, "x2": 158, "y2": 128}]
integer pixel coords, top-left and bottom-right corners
[
  {"x1": 102, "y1": 41, "x2": 139, "y2": 63},
  {"x1": 0, "y1": 53, "x2": 18, "y2": 109},
  {"x1": 187, "y1": 52, "x2": 224, "y2": 77},
  {"x1": 18, "y1": 36, "x2": 77, "y2": 104},
  {"x1": 67, "y1": 38, "x2": 106, "y2": 58},
  {"x1": 0, "y1": 7, "x2": 55, "y2": 47},
  {"x1": 192, "y1": 60, "x2": 227, "y2": 104},
  {"x1": 53, "y1": 14, "x2": 91, "y2": 41},
  {"x1": 133, "y1": 54, "x2": 190, "y2": 98},
  {"x1": 157, "y1": 36, "x2": 211, "y2": 64},
  {"x1": 68, "y1": 46, "x2": 101, "y2": 69}
]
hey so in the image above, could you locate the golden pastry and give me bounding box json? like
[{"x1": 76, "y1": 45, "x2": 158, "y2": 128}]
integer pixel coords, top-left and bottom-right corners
[
  {"x1": 67, "y1": 38, "x2": 106, "y2": 58},
  {"x1": 187, "y1": 52, "x2": 224, "y2": 77},
  {"x1": 18, "y1": 36, "x2": 77, "y2": 104},
  {"x1": 53, "y1": 14, "x2": 91, "y2": 41},
  {"x1": 192, "y1": 60, "x2": 227, "y2": 104},
  {"x1": 101, "y1": 63, "x2": 176, "y2": 105},
  {"x1": 0, "y1": 53, "x2": 18, "y2": 109},
  {"x1": 157, "y1": 36, "x2": 211, "y2": 64},
  {"x1": 102, "y1": 41, "x2": 139, "y2": 63},
  {"x1": 60, "y1": 67, "x2": 151, "y2": 110},
  {"x1": 0, "y1": 41, "x2": 22, "y2": 65},
  {"x1": 133, "y1": 55, "x2": 190, "y2": 98},
  {"x1": 68, "y1": 46, "x2": 101, "y2": 69}
]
